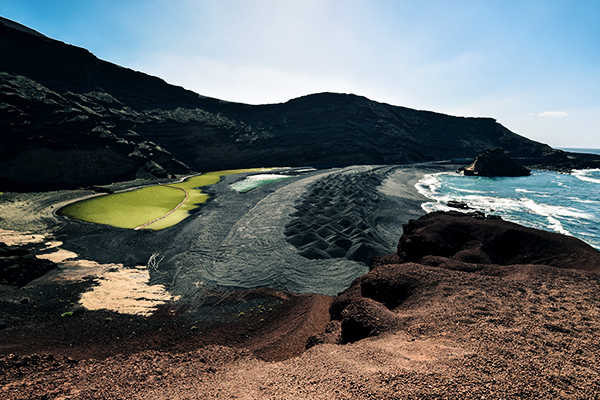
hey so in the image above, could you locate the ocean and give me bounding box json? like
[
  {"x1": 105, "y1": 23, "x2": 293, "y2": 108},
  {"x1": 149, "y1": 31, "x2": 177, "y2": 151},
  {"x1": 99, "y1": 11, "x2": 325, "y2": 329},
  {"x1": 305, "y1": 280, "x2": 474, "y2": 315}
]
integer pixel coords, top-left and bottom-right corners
[{"x1": 416, "y1": 149, "x2": 600, "y2": 250}]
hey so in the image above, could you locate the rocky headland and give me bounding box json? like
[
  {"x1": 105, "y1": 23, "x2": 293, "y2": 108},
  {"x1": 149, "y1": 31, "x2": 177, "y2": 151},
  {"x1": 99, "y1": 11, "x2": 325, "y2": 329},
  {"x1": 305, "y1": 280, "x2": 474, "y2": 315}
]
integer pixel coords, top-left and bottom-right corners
[
  {"x1": 328, "y1": 211, "x2": 600, "y2": 343},
  {"x1": 459, "y1": 148, "x2": 531, "y2": 177}
]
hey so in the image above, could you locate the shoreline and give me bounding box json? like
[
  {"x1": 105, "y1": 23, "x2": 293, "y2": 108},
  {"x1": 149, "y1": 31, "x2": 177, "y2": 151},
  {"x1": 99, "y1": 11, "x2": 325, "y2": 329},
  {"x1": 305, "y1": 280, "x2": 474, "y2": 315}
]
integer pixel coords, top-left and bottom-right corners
[{"x1": 415, "y1": 168, "x2": 600, "y2": 250}]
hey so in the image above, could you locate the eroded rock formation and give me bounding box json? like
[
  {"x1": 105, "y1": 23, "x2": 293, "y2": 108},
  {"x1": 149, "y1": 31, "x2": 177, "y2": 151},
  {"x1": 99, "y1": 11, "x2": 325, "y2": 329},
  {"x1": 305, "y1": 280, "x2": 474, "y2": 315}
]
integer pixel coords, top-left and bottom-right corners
[
  {"x1": 459, "y1": 148, "x2": 530, "y2": 177},
  {"x1": 329, "y1": 211, "x2": 600, "y2": 343}
]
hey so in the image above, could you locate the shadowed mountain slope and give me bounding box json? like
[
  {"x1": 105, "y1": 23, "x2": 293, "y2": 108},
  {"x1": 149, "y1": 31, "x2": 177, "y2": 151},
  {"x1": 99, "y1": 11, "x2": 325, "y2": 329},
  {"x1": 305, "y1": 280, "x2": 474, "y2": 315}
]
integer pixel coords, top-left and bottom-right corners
[{"x1": 2, "y1": 16, "x2": 598, "y2": 190}]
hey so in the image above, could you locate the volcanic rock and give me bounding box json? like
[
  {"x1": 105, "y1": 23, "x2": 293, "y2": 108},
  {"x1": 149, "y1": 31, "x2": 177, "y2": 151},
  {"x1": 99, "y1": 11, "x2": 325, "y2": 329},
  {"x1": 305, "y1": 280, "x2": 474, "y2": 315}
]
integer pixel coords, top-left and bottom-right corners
[
  {"x1": 459, "y1": 148, "x2": 530, "y2": 177},
  {"x1": 4, "y1": 17, "x2": 597, "y2": 191},
  {"x1": 0, "y1": 242, "x2": 57, "y2": 286},
  {"x1": 447, "y1": 200, "x2": 470, "y2": 209},
  {"x1": 396, "y1": 211, "x2": 600, "y2": 270},
  {"x1": 331, "y1": 211, "x2": 600, "y2": 342},
  {"x1": 339, "y1": 297, "x2": 401, "y2": 343}
]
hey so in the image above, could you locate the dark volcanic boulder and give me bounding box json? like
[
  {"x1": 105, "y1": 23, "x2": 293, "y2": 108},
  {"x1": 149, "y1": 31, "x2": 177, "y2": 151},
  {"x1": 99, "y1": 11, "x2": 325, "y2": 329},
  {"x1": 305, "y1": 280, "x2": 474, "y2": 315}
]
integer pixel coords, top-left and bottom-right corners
[
  {"x1": 0, "y1": 243, "x2": 57, "y2": 286},
  {"x1": 459, "y1": 148, "x2": 530, "y2": 177}
]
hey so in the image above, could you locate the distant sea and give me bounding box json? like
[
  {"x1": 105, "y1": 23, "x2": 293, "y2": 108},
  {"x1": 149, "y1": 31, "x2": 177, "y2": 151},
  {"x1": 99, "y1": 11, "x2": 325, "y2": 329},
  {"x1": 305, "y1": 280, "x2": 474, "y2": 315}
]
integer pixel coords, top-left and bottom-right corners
[
  {"x1": 559, "y1": 147, "x2": 600, "y2": 156},
  {"x1": 416, "y1": 148, "x2": 600, "y2": 250}
]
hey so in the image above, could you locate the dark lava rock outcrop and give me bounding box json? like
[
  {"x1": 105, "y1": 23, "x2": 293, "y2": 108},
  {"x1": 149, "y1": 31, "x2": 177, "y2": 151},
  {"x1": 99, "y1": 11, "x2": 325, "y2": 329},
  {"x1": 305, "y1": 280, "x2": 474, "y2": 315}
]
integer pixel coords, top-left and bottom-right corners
[
  {"x1": 459, "y1": 148, "x2": 530, "y2": 177},
  {"x1": 4, "y1": 17, "x2": 599, "y2": 191},
  {"x1": 330, "y1": 211, "x2": 600, "y2": 343},
  {"x1": 0, "y1": 242, "x2": 57, "y2": 286},
  {"x1": 395, "y1": 211, "x2": 600, "y2": 271},
  {"x1": 0, "y1": 70, "x2": 190, "y2": 191}
]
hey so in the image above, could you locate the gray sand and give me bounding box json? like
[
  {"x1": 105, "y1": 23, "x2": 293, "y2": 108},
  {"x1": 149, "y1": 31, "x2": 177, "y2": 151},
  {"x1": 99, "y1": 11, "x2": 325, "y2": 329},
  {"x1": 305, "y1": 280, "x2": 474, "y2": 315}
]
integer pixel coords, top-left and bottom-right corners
[
  {"x1": 15, "y1": 163, "x2": 454, "y2": 300},
  {"x1": 153, "y1": 164, "x2": 451, "y2": 298}
]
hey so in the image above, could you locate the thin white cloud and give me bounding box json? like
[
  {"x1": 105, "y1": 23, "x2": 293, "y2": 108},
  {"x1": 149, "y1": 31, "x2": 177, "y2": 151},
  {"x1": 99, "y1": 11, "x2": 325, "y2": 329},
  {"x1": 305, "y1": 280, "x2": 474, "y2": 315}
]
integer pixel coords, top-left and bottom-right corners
[
  {"x1": 131, "y1": 53, "x2": 364, "y2": 105},
  {"x1": 538, "y1": 111, "x2": 568, "y2": 117}
]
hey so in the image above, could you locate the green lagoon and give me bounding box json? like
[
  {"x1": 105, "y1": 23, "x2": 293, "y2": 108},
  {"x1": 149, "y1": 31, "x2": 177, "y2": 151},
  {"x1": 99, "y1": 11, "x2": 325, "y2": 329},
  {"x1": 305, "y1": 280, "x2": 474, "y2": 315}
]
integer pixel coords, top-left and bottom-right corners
[{"x1": 58, "y1": 168, "x2": 274, "y2": 230}]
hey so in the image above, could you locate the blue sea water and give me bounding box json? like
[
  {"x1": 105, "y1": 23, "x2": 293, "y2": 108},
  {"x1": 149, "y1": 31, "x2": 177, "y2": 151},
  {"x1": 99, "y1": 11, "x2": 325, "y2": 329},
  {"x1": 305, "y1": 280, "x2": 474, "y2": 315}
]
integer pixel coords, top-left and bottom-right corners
[
  {"x1": 416, "y1": 164, "x2": 600, "y2": 250},
  {"x1": 559, "y1": 148, "x2": 600, "y2": 156}
]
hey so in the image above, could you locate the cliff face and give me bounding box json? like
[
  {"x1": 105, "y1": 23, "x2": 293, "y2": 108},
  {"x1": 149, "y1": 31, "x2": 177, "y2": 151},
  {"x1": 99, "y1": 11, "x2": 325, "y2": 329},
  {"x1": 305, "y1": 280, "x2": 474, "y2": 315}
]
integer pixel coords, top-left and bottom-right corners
[{"x1": 1, "y1": 17, "x2": 595, "y2": 191}]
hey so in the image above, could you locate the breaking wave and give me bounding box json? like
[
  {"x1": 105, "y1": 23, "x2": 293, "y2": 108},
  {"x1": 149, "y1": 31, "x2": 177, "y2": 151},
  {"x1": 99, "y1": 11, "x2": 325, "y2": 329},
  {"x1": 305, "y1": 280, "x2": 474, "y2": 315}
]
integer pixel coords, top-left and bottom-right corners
[
  {"x1": 416, "y1": 170, "x2": 600, "y2": 249},
  {"x1": 573, "y1": 169, "x2": 600, "y2": 184}
]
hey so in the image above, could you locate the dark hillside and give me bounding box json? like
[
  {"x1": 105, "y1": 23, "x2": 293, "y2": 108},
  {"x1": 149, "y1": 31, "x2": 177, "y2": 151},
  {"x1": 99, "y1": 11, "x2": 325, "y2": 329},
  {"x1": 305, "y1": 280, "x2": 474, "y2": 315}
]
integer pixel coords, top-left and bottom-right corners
[{"x1": 1, "y1": 16, "x2": 598, "y2": 190}]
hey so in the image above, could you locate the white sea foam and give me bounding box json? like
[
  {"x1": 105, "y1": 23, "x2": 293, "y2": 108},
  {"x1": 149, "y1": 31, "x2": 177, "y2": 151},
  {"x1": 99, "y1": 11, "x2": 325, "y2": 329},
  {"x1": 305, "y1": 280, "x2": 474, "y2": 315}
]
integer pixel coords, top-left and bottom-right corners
[
  {"x1": 577, "y1": 230, "x2": 597, "y2": 237},
  {"x1": 515, "y1": 188, "x2": 537, "y2": 194},
  {"x1": 568, "y1": 197, "x2": 600, "y2": 204},
  {"x1": 519, "y1": 197, "x2": 591, "y2": 219},
  {"x1": 230, "y1": 174, "x2": 292, "y2": 193},
  {"x1": 573, "y1": 169, "x2": 600, "y2": 184},
  {"x1": 415, "y1": 173, "x2": 446, "y2": 202},
  {"x1": 421, "y1": 201, "x2": 450, "y2": 213},
  {"x1": 454, "y1": 188, "x2": 486, "y2": 194},
  {"x1": 547, "y1": 216, "x2": 571, "y2": 235}
]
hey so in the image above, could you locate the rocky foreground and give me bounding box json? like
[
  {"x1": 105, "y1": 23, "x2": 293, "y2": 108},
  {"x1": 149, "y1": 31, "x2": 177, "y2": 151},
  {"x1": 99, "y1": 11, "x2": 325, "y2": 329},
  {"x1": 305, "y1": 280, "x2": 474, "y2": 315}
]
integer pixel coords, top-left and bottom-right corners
[{"x1": 2, "y1": 211, "x2": 599, "y2": 399}]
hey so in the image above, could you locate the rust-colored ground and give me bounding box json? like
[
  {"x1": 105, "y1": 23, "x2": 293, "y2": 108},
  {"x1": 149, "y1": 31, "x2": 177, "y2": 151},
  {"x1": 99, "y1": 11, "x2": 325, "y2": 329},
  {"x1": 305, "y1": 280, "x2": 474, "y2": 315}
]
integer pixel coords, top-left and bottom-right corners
[
  {"x1": 2, "y1": 260, "x2": 599, "y2": 399},
  {"x1": 3, "y1": 210, "x2": 600, "y2": 400}
]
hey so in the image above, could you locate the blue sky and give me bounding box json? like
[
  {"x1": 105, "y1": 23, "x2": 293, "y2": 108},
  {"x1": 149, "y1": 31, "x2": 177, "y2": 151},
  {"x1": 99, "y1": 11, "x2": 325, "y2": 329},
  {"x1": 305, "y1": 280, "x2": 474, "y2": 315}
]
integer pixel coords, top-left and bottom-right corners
[{"x1": 2, "y1": 0, "x2": 599, "y2": 148}]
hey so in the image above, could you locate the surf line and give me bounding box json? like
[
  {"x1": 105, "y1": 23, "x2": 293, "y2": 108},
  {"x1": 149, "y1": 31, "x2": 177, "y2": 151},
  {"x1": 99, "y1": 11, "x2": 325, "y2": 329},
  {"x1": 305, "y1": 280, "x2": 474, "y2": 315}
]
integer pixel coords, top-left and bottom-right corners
[{"x1": 133, "y1": 184, "x2": 189, "y2": 230}]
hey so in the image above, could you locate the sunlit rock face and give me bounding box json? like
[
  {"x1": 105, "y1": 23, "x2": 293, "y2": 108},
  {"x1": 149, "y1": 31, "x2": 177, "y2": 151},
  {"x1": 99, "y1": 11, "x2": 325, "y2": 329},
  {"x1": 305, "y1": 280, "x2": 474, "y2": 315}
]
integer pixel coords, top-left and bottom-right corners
[
  {"x1": 459, "y1": 148, "x2": 530, "y2": 177},
  {"x1": 2, "y1": 16, "x2": 598, "y2": 191}
]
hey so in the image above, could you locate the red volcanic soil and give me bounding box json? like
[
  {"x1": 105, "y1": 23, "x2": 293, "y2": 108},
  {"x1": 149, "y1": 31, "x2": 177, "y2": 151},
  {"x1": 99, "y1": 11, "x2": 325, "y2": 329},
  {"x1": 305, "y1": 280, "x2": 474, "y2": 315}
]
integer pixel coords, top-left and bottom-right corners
[{"x1": 2, "y1": 212, "x2": 600, "y2": 399}]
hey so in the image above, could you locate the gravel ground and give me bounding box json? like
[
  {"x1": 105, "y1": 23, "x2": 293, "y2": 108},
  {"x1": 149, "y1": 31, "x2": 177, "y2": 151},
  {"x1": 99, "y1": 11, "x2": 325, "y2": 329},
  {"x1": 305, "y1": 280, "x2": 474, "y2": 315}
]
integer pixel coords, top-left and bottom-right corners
[{"x1": 2, "y1": 260, "x2": 599, "y2": 399}]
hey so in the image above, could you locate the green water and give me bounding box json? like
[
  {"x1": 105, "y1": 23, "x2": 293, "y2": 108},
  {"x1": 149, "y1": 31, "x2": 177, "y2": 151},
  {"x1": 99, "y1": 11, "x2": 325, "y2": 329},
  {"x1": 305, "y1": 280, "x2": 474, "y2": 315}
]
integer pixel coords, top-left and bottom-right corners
[{"x1": 58, "y1": 168, "x2": 273, "y2": 230}]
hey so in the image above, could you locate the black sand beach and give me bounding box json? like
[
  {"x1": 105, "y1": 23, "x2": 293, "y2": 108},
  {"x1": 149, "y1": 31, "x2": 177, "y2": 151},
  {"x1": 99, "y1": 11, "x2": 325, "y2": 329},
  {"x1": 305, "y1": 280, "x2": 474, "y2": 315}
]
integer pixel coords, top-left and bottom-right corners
[{"x1": 52, "y1": 164, "x2": 450, "y2": 299}]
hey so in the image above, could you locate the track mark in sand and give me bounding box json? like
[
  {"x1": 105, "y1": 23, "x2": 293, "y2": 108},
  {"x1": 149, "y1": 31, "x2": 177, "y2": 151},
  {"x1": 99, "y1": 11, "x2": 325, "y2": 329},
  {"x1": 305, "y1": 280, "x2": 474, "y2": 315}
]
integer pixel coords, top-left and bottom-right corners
[
  {"x1": 134, "y1": 184, "x2": 189, "y2": 230},
  {"x1": 284, "y1": 169, "x2": 391, "y2": 263}
]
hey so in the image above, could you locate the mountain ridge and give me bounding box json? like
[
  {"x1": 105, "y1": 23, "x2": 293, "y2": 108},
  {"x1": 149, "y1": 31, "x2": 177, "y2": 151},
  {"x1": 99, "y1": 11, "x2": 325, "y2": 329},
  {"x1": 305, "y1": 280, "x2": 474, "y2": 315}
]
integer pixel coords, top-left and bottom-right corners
[{"x1": 1, "y1": 16, "x2": 598, "y2": 191}]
